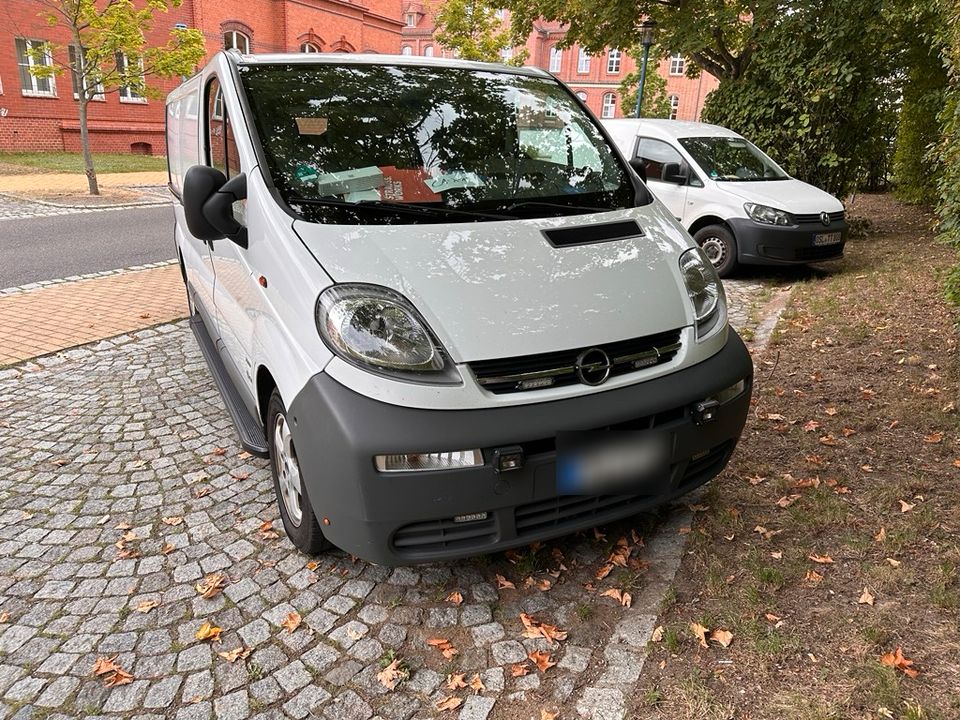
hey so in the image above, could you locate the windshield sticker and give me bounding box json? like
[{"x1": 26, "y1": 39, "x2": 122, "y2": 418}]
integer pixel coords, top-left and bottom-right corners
[
  {"x1": 316, "y1": 167, "x2": 384, "y2": 196},
  {"x1": 425, "y1": 171, "x2": 484, "y2": 193},
  {"x1": 295, "y1": 117, "x2": 328, "y2": 135},
  {"x1": 380, "y1": 167, "x2": 441, "y2": 203}
]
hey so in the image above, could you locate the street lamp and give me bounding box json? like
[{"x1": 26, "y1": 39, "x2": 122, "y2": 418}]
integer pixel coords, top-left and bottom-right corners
[{"x1": 633, "y1": 19, "x2": 658, "y2": 118}]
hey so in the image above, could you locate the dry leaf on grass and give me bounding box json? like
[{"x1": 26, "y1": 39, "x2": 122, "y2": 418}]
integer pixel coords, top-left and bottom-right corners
[
  {"x1": 804, "y1": 570, "x2": 824, "y2": 584},
  {"x1": 923, "y1": 431, "x2": 944, "y2": 444},
  {"x1": 651, "y1": 625, "x2": 664, "y2": 642},
  {"x1": 874, "y1": 527, "x2": 887, "y2": 542},
  {"x1": 541, "y1": 710, "x2": 560, "y2": 720},
  {"x1": 195, "y1": 573, "x2": 227, "y2": 599},
  {"x1": 218, "y1": 646, "x2": 252, "y2": 663},
  {"x1": 435, "y1": 696, "x2": 463, "y2": 711},
  {"x1": 886, "y1": 557, "x2": 902, "y2": 567},
  {"x1": 195, "y1": 622, "x2": 222, "y2": 643},
  {"x1": 529, "y1": 650, "x2": 556, "y2": 672},
  {"x1": 858, "y1": 587, "x2": 875, "y2": 606},
  {"x1": 135, "y1": 599, "x2": 159, "y2": 613},
  {"x1": 281, "y1": 611, "x2": 301, "y2": 633},
  {"x1": 690, "y1": 622, "x2": 709, "y2": 648},
  {"x1": 776, "y1": 494, "x2": 802, "y2": 508},
  {"x1": 899, "y1": 500, "x2": 916, "y2": 513},
  {"x1": 710, "y1": 629, "x2": 734, "y2": 648},
  {"x1": 496, "y1": 574, "x2": 516, "y2": 590},
  {"x1": 446, "y1": 591, "x2": 463, "y2": 605},
  {"x1": 808, "y1": 554, "x2": 834, "y2": 564},
  {"x1": 377, "y1": 658, "x2": 407, "y2": 690},
  {"x1": 880, "y1": 647, "x2": 919, "y2": 678}
]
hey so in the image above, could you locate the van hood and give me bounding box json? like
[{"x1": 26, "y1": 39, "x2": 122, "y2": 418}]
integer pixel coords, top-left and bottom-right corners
[
  {"x1": 293, "y1": 205, "x2": 693, "y2": 363},
  {"x1": 716, "y1": 178, "x2": 843, "y2": 214}
]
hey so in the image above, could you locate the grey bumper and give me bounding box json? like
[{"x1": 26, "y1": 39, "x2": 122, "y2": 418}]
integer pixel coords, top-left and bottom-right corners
[
  {"x1": 730, "y1": 217, "x2": 847, "y2": 266},
  {"x1": 288, "y1": 331, "x2": 753, "y2": 565}
]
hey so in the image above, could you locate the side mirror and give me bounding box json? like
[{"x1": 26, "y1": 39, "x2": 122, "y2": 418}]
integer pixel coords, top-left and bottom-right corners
[
  {"x1": 628, "y1": 158, "x2": 647, "y2": 183},
  {"x1": 661, "y1": 162, "x2": 687, "y2": 185},
  {"x1": 183, "y1": 165, "x2": 248, "y2": 248}
]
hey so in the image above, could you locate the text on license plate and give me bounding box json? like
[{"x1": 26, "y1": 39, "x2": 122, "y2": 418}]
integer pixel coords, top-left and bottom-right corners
[{"x1": 814, "y1": 232, "x2": 842, "y2": 246}]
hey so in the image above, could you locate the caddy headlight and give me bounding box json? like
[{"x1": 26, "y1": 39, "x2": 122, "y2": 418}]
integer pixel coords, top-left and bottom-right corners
[
  {"x1": 316, "y1": 284, "x2": 461, "y2": 384},
  {"x1": 744, "y1": 202, "x2": 794, "y2": 226},
  {"x1": 679, "y1": 247, "x2": 726, "y2": 340}
]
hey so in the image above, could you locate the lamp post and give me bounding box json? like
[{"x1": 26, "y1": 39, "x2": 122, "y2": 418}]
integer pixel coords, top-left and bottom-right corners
[{"x1": 633, "y1": 19, "x2": 658, "y2": 118}]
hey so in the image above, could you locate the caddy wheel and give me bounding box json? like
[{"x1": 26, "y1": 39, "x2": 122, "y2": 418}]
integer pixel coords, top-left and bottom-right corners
[{"x1": 693, "y1": 224, "x2": 738, "y2": 278}]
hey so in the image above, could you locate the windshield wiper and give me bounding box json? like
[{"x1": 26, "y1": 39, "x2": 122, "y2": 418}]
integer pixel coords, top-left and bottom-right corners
[
  {"x1": 289, "y1": 195, "x2": 511, "y2": 221},
  {"x1": 499, "y1": 200, "x2": 616, "y2": 214}
]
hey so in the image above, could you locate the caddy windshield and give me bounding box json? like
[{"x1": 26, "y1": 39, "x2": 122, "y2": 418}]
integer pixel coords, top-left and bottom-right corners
[
  {"x1": 238, "y1": 62, "x2": 639, "y2": 223},
  {"x1": 678, "y1": 136, "x2": 789, "y2": 182}
]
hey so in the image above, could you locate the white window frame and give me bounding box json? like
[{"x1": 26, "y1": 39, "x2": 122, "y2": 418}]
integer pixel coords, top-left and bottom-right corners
[
  {"x1": 575, "y1": 91, "x2": 587, "y2": 102},
  {"x1": 16, "y1": 38, "x2": 56, "y2": 98},
  {"x1": 669, "y1": 54, "x2": 685, "y2": 76},
  {"x1": 300, "y1": 42, "x2": 320, "y2": 53},
  {"x1": 117, "y1": 53, "x2": 146, "y2": 103},
  {"x1": 405, "y1": 13, "x2": 416, "y2": 27},
  {"x1": 401, "y1": 45, "x2": 413, "y2": 56},
  {"x1": 223, "y1": 30, "x2": 250, "y2": 54},
  {"x1": 577, "y1": 48, "x2": 590, "y2": 74},
  {"x1": 500, "y1": 47, "x2": 513, "y2": 62},
  {"x1": 606, "y1": 49, "x2": 621, "y2": 74},
  {"x1": 669, "y1": 94, "x2": 679, "y2": 120},
  {"x1": 548, "y1": 46, "x2": 562, "y2": 73},
  {"x1": 423, "y1": 45, "x2": 434, "y2": 57},
  {"x1": 68, "y1": 45, "x2": 104, "y2": 101},
  {"x1": 601, "y1": 92, "x2": 616, "y2": 119}
]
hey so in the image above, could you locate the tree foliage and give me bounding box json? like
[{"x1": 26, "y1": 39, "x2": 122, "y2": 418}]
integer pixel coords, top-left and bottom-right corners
[
  {"x1": 617, "y1": 46, "x2": 672, "y2": 119},
  {"x1": 434, "y1": 0, "x2": 527, "y2": 65},
  {"x1": 935, "y1": 0, "x2": 960, "y2": 303},
  {"x1": 26, "y1": 0, "x2": 205, "y2": 194}
]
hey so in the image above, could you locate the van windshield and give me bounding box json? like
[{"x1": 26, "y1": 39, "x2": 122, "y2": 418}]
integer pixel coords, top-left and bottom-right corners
[
  {"x1": 678, "y1": 136, "x2": 789, "y2": 182},
  {"x1": 238, "y1": 62, "x2": 639, "y2": 223}
]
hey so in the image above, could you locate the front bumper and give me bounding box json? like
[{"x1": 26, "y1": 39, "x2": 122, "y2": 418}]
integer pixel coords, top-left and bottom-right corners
[
  {"x1": 288, "y1": 332, "x2": 753, "y2": 565},
  {"x1": 730, "y1": 217, "x2": 847, "y2": 266}
]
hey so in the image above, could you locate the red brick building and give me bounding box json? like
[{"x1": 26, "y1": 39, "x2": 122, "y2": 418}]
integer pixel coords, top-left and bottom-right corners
[
  {"x1": 400, "y1": 10, "x2": 718, "y2": 122},
  {"x1": 0, "y1": 0, "x2": 405, "y2": 155}
]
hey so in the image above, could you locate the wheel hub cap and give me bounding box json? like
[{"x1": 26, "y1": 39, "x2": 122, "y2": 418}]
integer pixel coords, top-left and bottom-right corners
[
  {"x1": 274, "y1": 414, "x2": 303, "y2": 527},
  {"x1": 701, "y1": 236, "x2": 725, "y2": 266}
]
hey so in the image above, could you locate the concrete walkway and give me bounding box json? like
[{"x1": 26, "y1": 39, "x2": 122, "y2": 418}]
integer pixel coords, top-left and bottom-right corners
[{"x1": 0, "y1": 171, "x2": 168, "y2": 195}]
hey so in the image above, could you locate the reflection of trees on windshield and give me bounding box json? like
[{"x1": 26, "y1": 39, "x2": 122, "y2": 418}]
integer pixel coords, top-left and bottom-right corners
[
  {"x1": 238, "y1": 63, "x2": 634, "y2": 223},
  {"x1": 679, "y1": 137, "x2": 788, "y2": 182}
]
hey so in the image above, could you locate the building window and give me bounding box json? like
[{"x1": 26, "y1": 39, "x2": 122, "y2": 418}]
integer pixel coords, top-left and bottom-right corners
[
  {"x1": 500, "y1": 47, "x2": 513, "y2": 62},
  {"x1": 495, "y1": 8, "x2": 507, "y2": 19},
  {"x1": 224, "y1": 30, "x2": 250, "y2": 54},
  {"x1": 423, "y1": 45, "x2": 434, "y2": 57},
  {"x1": 601, "y1": 92, "x2": 616, "y2": 118},
  {"x1": 575, "y1": 91, "x2": 587, "y2": 102},
  {"x1": 577, "y1": 48, "x2": 590, "y2": 74},
  {"x1": 401, "y1": 46, "x2": 413, "y2": 56},
  {"x1": 669, "y1": 94, "x2": 679, "y2": 120},
  {"x1": 405, "y1": 13, "x2": 416, "y2": 27},
  {"x1": 548, "y1": 46, "x2": 562, "y2": 73},
  {"x1": 15, "y1": 38, "x2": 55, "y2": 97},
  {"x1": 300, "y1": 42, "x2": 320, "y2": 53},
  {"x1": 68, "y1": 45, "x2": 104, "y2": 101},
  {"x1": 116, "y1": 53, "x2": 146, "y2": 103},
  {"x1": 607, "y1": 49, "x2": 621, "y2": 74},
  {"x1": 669, "y1": 54, "x2": 685, "y2": 75}
]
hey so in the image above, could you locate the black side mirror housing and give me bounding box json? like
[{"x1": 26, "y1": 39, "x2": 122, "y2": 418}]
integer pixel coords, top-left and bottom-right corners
[
  {"x1": 182, "y1": 165, "x2": 249, "y2": 248},
  {"x1": 628, "y1": 158, "x2": 647, "y2": 184},
  {"x1": 661, "y1": 162, "x2": 687, "y2": 185}
]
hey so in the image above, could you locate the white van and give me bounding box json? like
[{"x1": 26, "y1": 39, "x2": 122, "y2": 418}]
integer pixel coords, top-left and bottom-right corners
[
  {"x1": 165, "y1": 51, "x2": 753, "y2": 565},
  {"x1": 602, "y1": 119, "x2": 847, "y2": 277}
]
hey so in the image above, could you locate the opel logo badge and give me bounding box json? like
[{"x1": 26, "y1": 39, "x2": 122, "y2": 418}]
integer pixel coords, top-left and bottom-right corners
[
  {"x1": 820, "y1": 211, "x2": 830, "y2": 226},
  {"x1": 575, "y1": 348, "x2": 612, "y2": 386}
]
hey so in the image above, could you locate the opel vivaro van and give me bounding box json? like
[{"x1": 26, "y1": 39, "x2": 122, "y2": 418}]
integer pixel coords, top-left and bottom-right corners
[
  {"x1": 165, "y1": 51, "x2": 753, "y2": 565},
  {"x1": 603, "y1": 119, "x2": 848, "y2": 277}
]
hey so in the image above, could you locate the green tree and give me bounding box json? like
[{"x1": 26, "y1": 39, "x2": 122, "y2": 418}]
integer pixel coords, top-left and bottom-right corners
[
  {"x1": 617, "y1": 46, "x2": 672, "y2": 119},
  {"x1": 935, "y1": 0, "x2": 960, "y2": 303},
  {"x1": 434, "y1": 0, "x2": 528, "y2": 65},
  {"x1": 26, "y1": 0, "x2": 205, "y2": 195}
]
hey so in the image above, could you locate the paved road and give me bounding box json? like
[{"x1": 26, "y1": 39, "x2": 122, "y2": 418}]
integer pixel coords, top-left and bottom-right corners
[{"x1": 0, "y1": 204, "x2": 175, "y2": 288}]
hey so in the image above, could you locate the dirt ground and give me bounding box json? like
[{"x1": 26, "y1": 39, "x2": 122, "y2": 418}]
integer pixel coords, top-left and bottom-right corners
[{"x1": 632, "y1": 194, "x2": 960, "y2": 720}]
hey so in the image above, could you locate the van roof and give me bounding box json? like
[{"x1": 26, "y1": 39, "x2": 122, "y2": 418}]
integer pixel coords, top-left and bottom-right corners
[
  {"x1": 602, "y1": 118, "x2": 741, "y2": 140},
  {"x1": 228, "y1": 50, "x2": 553, "y2": 79}
]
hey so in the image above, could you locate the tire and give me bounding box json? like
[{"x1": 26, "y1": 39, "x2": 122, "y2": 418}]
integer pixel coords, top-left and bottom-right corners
[
  {"x1": 693, "y1": 224, "x2": 738, "y2": 278},
  {"x1": 266, "y1": 389, "x2": 331, "y2": 554}
]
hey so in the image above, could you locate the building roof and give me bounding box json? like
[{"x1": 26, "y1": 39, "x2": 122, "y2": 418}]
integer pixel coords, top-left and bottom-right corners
[{"x1": 602, "y1": 118, "x2": 737, "y2": 139}]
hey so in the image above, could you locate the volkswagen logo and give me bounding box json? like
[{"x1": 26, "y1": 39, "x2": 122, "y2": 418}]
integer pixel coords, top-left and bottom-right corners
[
  {"x1": 820, "y1": 211, "x2": 831, "y2": 226},
  {"x1": 575, "y1": 348, "x2": 612, "y2": 386}
]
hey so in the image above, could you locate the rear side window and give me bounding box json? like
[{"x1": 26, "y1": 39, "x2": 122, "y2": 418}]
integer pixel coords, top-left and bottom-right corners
[
  {"x1": 206, "y1": 77, "x2": 241, "y2": 178},
  {"x1": 635, "y1": 137, "x2": 683, "y2": 182}
]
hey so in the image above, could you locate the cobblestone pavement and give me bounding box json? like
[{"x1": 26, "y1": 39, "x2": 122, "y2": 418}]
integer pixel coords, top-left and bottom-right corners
[
  {"x1": 0, "y1": 188, "x2": 170, "y2": 222},
  {"x1": 0, "y1": 279, "x2": 783, "y2": 720}
]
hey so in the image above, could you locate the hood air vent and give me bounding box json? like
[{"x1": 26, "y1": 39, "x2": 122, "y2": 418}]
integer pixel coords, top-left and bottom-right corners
[{"x1": 542, "y1": 219, "x2": 643, "y2": 248}]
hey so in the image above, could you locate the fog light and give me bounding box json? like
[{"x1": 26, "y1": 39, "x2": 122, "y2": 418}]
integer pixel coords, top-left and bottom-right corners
[
  {"x1": 714, "y1": 379, "x2": 746, "y2": 404},
  {"x1": 375, "y1": 450, "x2": 483, "y2": 473}
]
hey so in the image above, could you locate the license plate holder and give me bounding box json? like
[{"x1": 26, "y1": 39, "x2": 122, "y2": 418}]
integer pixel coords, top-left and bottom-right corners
[
  {"x1": 556, "y1": 430, "x2": 671, "y2": 495},
  {"x1": 813, "y1": 231, "x2": 842, "y2": 246}
]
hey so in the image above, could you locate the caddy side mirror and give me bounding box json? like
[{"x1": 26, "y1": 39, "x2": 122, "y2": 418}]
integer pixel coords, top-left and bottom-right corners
[
  {"x1": 661, "y1": 162, "x2": 687, "y2": 185},
  {"x1": 183, "y1": 165, "x2": 249, "y2": 248},
  {"x1": 628, "y1": 158, "x2": 648, "y2": 183}
]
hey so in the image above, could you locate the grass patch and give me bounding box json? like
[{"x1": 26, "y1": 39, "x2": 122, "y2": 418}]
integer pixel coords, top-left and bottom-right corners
[{"x1": 0, "y1": 151, "x2": 167, "y2": 174}]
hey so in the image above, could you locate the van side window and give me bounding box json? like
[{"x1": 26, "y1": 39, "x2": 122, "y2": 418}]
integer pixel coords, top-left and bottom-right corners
[
  {"x1": 635, "y1": 138, "x2": 683, "y2": 183},
  {"x1": 206, "y1": 77, "x2": 241, "y2": 178}
]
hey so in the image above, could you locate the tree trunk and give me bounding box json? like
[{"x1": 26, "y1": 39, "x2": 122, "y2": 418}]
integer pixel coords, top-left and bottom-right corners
[{"x1": 77, "y1": 96, "x2": 99, "y2": 196}]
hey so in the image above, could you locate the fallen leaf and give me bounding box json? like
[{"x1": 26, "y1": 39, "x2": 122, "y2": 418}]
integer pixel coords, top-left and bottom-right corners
[
  {"x1": 808, "y1": 554, "x2": 834, "y2": 564},
  {"x1": 469, "y1": 673, "x2": 485, "y2": 693},
  {"x1": 621, "y1": 591, "x2": 632, "y2": 608},
  {"x1": 880, "y1": 647, "x2": 919, "y2": 678},
  {"x1": 195, "y1": 573, "x2": 227, "y2": 599},
  {"x1": 194, "y1": 486, "x2": 211, "y2": 498},
  {"x1": 446, "y1": 673, "x2": 467, "y2": 690},
  {"x1": 841, "y1": 427, "x2": 857, "y2": 437},
  {"x1": 886, "y1": 557, "x2": 902, "y2": 567},
  {"x1": 306, "y1": 561, "x2": 318, "y2": 570},
  {"x1": 710, "y1": 629, "x2": 734, "y2": 648},
  {"x1": 258, "y1": 520, "x2": 280, "y2": 539},
  {"x1": 195, "y1": 622, "x2": 222, "y2": 643},
  {"x1": 161, "y1": 542, "x2": 176, "y2": 555},
  {"x1": 161, "y1": 516, "x2": 183, "y2": 526},
  {"x1": 874, "y1": 527, "x2": 887, "y2": 542},
  {"x1": 595, "y1": 563, "x2": 614, "y2": 580},
  {"x1": 819, "y1": 434, "x2": 838, "y2": 446},
  {"x1": 238, "y1": 451, "x2": 252, "y2": 459},
  {"x1": 496, "y1": 574, "x2": 515, "y2": 590},
  {"x1": 104, "y1": 667, "x2": 134, "y2": 686},
  {"x1": 541, "y1": 710, "x2": 560, "y2": 720},
  {"x1": 232, "y1": 471, "x2": 251, "y2": 480},
  {"x1": 858, "y1": 587, "x2": 875, "y2": 606},
  {"x1": 746, "y1": 474, "x2": 766, "y2": 485},
  {"x1": 803, "y1": 420, "x2": 821, "y2": 432},
  {"x1": 218, "y1": 646, "x2": 252, "y2": 663},
  {"x1": 446, "y1": 591, "x2": 463, "y2": 605},
  {"x1": 690, "y1": 622, "x2": 709, "y2": 648},
  {"x1": 435, "y1": 696, "x2": 463, "y2": 712},
  {"x1": 753, "y1": 525, "x2": 782, "y2": 541},
  {"x1": 519, "y1": 613, "x2": 568, "y2": 644},
  {"x1": 804, "y1": 570, "x2": 824, "y2": 584},
  {"x1": 529, "y1": 650, "x2": 556, "y2": 672},
  {"x1": 923, "y1": 431, "x2": 944, "y2": 444},
  {"x1": 135, "y1": 599, "x2": 159, "y2": 613},
  {"x1": 426, "y1": 637, "x2": 459, "y2": 659},
  {"x1": 777, "y1": 494, "x2": 802, "y2": 508},
  {"x1": 511, "y1": 663, "x2": 530, "y2": 677},
  {"x1": 92, "y1": 655, "x2": 121, "y2": 676},
  {"x1": 377, "y1": 658, "x2": 406, "y2": 690},
  {"x1": 281, "y1": 611, "x2": 301, "y2": 633},
  {"x1": 899, "y1": 500, "x2": 916, "y2": 513},
  {"x1": 764, "y1": 613, "x2": 781, "y2": 623},
  {"x1": 825, "y1": 407, "x2": 838, "y2": 416},
  {"x1": 0, "y1": 612, "x2": 9, "y2": 623},
  {"x1": 651, "y1": 625, "x2": 664, "y2": 642}
]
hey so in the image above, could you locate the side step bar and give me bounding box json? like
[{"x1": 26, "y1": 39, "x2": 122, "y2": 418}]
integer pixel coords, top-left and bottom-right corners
[{"x1": 189, "y1": 315, "x2": 269, "y2": 457}]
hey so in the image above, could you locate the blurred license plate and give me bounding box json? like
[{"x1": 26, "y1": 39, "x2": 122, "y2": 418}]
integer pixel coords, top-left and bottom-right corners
[
  {"x1": 814, "y1": 232, "x2": 842, "y2": 246},
  {"x1": 556, "y1": 431, "x2": 670, "y2": 494}
]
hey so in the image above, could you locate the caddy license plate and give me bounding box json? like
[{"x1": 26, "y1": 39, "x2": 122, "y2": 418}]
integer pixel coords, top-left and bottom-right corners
[
  {"x1": 813, "y1": 232, "x2": 842, "y2": 246},
  {"x1": 556, "y1": 431, "x2": 670, "y2": 494}
]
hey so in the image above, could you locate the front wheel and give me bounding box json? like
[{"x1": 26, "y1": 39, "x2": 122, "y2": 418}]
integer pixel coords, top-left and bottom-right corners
[
  {"x1": 267, "y1": 390, "x2": 331, "y2": 554},
  {"x1": 693, "y1": 224, "x2": 738, "y2": 278}
]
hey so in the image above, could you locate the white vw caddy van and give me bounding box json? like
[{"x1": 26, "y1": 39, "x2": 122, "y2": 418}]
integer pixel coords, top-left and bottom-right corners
[
  {"x1": 602, "y1": 119, "x2": 848, "y2": 277},
  {"x1": 166, "y1": 51, "x2": 753, "y2": 565}
]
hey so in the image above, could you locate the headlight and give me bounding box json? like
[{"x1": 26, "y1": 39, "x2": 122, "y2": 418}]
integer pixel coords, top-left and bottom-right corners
[
  {"x1": 316, "y1": 284, "x2": 461, "y2": 384},
  {"x1": 679, "y1": 247, "x2": 726, "y2": 340},
  {"x1": 744, "y1": 202, "x2": 794, "y2": 226}
]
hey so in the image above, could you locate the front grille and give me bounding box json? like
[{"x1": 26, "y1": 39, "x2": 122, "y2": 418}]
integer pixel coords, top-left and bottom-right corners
[
  {"x1": 763, "y1": 244, "x2": 845, "y2": 262},
  {"x1": 469, "y1": 329, "x2": 683, "y2": 395},
  {"x1": 794, "y1": 210, "x2": 845, "y2": 225},
  {"x1": 392, "y1": 514, "x2": 497, "y2": 555},
  {"x1": 515, "y1": 494, "x2": 647, "y2": 538}
]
